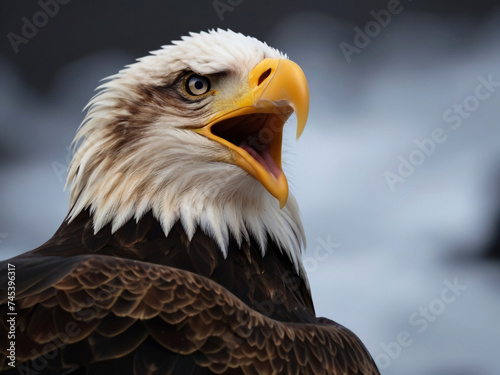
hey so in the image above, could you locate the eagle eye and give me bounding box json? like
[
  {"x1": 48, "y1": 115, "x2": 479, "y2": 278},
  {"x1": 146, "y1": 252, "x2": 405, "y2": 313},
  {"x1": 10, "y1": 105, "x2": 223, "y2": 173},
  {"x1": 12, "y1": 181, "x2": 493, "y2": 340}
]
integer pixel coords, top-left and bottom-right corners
[{"x1": 185, "y1": 74, "x2": 211, "y2": 96}]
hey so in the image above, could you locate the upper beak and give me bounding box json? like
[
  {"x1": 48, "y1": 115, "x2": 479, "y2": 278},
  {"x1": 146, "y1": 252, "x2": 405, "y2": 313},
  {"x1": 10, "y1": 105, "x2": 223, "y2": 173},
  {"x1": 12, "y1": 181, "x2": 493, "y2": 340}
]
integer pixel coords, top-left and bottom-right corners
[{"x1": 195, "y1": 58, "x2": 309, "y2": 208}]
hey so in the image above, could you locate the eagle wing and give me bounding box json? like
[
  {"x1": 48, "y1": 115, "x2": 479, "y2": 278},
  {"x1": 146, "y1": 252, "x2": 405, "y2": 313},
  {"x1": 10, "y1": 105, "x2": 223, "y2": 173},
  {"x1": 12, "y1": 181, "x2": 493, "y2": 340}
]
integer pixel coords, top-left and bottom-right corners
[{"x1": 0, "y1": 255, "x2": 379, "y2": 375}]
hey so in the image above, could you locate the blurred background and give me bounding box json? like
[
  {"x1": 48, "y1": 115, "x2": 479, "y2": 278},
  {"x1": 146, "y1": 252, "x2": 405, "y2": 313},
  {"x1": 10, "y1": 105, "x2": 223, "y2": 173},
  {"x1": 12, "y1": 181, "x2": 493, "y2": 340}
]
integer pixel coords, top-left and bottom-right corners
[{"x1": 1, "y1": 1, "x2": 499, "y2": 374}]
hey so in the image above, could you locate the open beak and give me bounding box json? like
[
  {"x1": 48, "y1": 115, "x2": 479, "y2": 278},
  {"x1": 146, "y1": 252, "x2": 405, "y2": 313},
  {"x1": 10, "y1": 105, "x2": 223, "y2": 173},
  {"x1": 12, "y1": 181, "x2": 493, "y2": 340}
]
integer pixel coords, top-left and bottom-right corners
[{"x1": 195, "y1": 58, "x2": 309, "y2": 208}]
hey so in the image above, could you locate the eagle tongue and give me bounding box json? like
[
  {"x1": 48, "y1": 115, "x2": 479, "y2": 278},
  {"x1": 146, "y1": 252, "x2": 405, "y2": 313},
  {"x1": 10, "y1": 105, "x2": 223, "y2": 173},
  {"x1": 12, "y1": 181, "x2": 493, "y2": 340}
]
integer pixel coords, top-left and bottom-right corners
[{"x1": 240, "y1": 144, "x2": 281, "y2": 180}]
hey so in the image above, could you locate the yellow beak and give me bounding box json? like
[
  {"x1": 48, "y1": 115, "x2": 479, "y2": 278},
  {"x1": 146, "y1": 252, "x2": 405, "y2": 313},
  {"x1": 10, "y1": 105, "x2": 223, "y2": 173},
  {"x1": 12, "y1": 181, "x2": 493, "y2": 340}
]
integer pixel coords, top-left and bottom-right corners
[{"x1": 195, "y1": 58, "x2": 309, "y2": 207}]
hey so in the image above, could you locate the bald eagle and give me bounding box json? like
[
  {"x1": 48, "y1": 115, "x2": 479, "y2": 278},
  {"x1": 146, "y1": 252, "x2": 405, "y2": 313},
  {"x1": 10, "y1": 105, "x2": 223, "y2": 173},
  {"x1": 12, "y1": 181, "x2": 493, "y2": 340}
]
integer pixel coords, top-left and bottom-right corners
[{"x1": 0, "y1": 30, "x2": 379, "y2": 374}]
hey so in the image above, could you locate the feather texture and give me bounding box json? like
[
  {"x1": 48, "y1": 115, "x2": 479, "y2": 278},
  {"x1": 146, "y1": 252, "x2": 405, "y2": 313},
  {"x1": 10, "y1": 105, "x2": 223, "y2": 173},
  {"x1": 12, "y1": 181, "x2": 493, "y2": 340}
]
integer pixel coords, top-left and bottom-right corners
[
  {"x1": 0, "y1": 212, "x2": 379, "y2": 374},
  {"x1": 0, "y1": 29, "x2": 380, "y2": 374}
]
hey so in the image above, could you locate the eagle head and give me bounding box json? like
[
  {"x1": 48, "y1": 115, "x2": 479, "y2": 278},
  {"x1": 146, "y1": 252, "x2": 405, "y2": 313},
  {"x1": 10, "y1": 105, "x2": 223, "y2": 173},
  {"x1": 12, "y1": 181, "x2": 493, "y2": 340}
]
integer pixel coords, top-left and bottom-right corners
[{"x1": 66, "y1": 29, "x2": 309, "y2": 266}]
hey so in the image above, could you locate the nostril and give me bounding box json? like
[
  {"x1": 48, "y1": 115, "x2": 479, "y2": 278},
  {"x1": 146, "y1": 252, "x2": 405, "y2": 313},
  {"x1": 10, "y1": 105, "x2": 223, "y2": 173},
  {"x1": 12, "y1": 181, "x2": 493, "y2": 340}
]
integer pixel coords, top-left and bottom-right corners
[{"x1": 257, "y1": 68, "x2": 272, "y2": 86}]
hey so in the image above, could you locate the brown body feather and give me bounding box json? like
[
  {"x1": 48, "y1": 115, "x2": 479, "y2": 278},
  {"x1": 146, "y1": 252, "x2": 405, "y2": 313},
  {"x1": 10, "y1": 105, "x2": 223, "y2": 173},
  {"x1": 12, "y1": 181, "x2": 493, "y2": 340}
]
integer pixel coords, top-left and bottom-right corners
[{"x1": 0, "y1": 210, "x2": 379, "y2": 374}]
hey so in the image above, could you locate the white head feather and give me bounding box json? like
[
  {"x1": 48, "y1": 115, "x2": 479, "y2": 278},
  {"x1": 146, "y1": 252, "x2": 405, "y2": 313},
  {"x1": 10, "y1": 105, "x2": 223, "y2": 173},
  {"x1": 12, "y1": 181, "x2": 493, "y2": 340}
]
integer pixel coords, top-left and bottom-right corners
[{"x1": 66, "y1": 29, "x2": 306, "y2": 274}]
